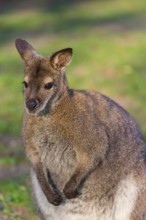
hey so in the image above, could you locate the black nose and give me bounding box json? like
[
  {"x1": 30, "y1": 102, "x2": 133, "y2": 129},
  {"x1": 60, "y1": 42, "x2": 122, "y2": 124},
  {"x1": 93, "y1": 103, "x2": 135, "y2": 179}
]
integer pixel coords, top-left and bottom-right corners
[{"x1": 26, "y1": 99, "x2": 37, "y2": 111}]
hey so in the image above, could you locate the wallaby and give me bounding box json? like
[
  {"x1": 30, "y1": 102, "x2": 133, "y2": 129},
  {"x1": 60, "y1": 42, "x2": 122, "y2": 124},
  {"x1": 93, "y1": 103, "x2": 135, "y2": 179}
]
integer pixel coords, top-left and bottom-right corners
[{"x1": 15, "y1": 38, "x2": 146, "y2": 220}]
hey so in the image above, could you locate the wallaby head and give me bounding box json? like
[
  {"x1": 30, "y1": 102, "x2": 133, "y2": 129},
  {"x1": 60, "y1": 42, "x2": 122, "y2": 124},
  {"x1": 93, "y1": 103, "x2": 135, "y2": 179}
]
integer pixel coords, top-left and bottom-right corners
[{"x1": 15, "y1": 39, "x2": 72, "y2": 115}]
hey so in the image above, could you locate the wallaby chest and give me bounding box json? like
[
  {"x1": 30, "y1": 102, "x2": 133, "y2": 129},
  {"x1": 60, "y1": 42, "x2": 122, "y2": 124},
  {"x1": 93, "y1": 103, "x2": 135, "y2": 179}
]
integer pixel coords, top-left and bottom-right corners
[{"x1": 24, "y1": 114, "x2": 77, "y2": 189}]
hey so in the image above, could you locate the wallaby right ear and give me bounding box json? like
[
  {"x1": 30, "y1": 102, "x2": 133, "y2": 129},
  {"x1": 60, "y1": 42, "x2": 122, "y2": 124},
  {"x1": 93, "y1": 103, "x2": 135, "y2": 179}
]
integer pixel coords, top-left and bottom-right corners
[
  {"x1": 50, "y1": 48, "x2": 73, "y2": 70},
  {"x1": 15, "y1": 38, "x2": 38, "y2": 62}
]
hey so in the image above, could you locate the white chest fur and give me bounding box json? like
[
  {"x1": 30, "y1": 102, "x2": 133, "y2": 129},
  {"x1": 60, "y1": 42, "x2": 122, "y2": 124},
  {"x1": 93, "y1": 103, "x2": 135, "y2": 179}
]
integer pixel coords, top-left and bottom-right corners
[{"x1": 31, "y1": 169, "x2": 138, "y2": 220}]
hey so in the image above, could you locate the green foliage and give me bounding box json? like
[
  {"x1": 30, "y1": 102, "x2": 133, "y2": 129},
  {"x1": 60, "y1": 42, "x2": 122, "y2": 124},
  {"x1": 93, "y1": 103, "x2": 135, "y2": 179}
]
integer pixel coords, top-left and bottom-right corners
[{"x1": 0, "y1": 177, "x2": 37, "y2": 219}]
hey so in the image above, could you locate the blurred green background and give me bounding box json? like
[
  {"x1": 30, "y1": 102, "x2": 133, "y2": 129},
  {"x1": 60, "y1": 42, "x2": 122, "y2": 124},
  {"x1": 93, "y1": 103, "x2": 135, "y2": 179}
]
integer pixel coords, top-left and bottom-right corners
[{"x1": 0, "y1": 0, "x2": 146, "y2": 219}]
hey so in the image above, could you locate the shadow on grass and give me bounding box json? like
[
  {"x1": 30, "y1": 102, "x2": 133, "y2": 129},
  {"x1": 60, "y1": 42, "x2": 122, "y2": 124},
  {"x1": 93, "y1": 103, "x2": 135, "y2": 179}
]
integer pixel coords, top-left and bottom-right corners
[
  {"x1": 0, "y1": 0, "x2": 146, "y2": 46},
  {"x1": 0, "y1": 0, "x2": 96, "y2": 14}
]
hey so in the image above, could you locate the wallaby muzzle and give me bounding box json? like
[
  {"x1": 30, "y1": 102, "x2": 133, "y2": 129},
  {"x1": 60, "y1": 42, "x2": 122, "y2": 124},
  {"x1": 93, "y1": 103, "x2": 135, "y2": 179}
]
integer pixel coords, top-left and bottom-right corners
[{"x1": 26, "y1": 99, "x2": 38, "y2": 111}]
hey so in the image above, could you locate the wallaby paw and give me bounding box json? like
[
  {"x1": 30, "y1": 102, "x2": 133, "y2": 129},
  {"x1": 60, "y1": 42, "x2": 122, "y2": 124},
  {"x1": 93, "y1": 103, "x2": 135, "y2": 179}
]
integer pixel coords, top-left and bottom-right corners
[
  {"x1": 63, "y1": 184, "x2": 79, "y2": 199},
  {"x1": 47, "y1": 193, "x2": 63, "y2": 206},
  {"x1": 51, "y1": 197, "x2": 63, "y2": 206}
]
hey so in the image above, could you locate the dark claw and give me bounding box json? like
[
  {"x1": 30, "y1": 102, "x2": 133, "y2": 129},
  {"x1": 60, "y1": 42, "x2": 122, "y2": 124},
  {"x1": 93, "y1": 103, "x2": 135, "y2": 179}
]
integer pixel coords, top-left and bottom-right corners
[
  {"x1": 63, "y1": 185, "x2": 79, "y2": 199},
  {"x1": 51, "y1": 196, "x2": 63, "y2": 206},
  {"x1": 46, "y1": 192, "x2": 63, "y2": 206}
]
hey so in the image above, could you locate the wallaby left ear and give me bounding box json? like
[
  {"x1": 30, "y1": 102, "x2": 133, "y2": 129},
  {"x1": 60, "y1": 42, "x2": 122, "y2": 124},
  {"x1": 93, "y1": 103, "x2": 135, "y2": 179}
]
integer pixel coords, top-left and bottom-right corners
[
  {"x1": 15, "y1": 38, "x2": 39, "y2": 63},
  {"x1": 50, "y1": 48, "x2": 73, "y2": 70}
]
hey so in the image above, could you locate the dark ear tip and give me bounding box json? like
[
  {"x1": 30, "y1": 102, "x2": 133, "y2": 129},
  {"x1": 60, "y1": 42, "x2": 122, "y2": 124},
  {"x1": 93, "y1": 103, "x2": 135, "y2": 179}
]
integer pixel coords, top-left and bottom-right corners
[
  {"x1": 15, "y1": 38, "x2": 22, "y2": 43},
  {"x1": 15, "y1": 38, "x2": 27, "y2": 52},
  {"x1": 15, "y1": 38, "x2": 34, "y2": 54},
  {"x1": 67, "y1": 48, "x2": 73, "y2": 55},
  {"x1": 15, "y1": 38, "x2": 24, "y2": 47}
]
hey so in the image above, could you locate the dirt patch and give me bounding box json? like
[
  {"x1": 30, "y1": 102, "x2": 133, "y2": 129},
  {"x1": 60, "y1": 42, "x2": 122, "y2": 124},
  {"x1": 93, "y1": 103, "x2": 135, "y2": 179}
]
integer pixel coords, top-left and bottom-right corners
[{"x1": 0, "y1": 163, "x2": 29, "y2": 179}]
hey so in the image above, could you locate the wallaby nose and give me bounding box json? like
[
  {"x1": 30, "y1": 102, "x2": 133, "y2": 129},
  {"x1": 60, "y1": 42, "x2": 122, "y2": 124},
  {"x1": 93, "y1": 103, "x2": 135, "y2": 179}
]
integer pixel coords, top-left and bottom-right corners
[{"x1": 26, "y1": 99, "x2": 38, "y2": 111}]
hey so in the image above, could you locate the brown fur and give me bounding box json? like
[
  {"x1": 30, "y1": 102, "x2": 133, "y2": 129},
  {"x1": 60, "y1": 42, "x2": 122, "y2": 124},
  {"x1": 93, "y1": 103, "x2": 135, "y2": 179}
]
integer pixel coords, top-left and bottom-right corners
[{"x1": 15, "y1": 39, "x2": 146, "y2": 219}]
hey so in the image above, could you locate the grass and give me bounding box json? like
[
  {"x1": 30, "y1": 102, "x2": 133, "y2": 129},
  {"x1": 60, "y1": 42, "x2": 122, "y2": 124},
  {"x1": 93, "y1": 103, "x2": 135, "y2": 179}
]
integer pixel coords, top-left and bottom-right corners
[
  {"x1": 0, "y1": 0, "x2": 146, "y2": 218},
  {"x1": 0, "y1": 177, "x2": 38, "y2": 220}
]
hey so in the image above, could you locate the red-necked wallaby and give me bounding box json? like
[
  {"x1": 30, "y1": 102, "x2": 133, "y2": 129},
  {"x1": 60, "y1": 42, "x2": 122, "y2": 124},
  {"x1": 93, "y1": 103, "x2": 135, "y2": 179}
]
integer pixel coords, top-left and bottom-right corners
[{"x1": 15, "y1": 38, "x2": 146, "y2": 220}]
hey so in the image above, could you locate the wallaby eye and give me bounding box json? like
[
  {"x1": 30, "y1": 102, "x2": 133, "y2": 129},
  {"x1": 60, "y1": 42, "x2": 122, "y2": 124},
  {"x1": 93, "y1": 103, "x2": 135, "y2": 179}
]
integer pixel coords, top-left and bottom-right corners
[
  {"x1": 22, "y1": 81, "x2": 28, "y2": 88},
  {"x1": 44, "y1": 82, "x2": 53, "y2": 90}
]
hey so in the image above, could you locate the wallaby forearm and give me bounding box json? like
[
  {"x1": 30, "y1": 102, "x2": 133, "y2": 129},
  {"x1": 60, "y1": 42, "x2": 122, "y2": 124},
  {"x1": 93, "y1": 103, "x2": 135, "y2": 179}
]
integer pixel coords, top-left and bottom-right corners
[
  {"x1": 25, "y1": 144, "x2": 63, "y2": 206},
  {"x1": 63, "y1": 127, "x2": 108, "y2": 199},
  {"x1": 34, "y1": 162, "x2": 63, "y2": 206}
]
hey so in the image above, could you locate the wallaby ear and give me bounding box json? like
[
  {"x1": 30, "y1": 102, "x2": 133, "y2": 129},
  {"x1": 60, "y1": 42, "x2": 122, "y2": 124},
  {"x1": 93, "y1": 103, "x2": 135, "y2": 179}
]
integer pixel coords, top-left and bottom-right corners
[
  {"x1": 50, "y1": 48, "x2": 73, "y2": 70},
  {"x1": 15, "y1": 38, "x2": 38, "y2": 62}
]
